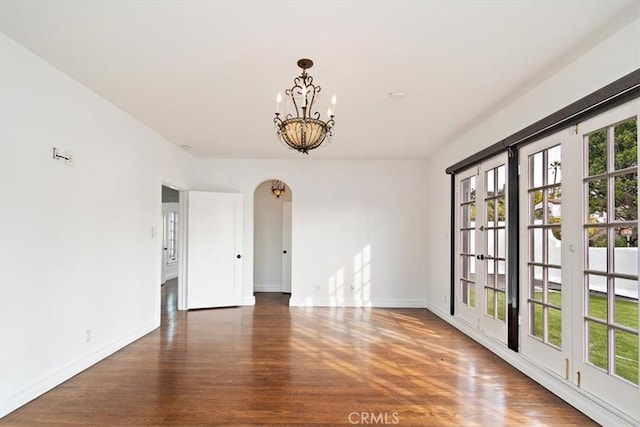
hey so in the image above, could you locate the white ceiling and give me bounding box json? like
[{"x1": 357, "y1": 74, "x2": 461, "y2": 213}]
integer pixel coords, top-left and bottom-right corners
[{"x1": 0, "y1": 1, "x2": 638, "y2": 159}]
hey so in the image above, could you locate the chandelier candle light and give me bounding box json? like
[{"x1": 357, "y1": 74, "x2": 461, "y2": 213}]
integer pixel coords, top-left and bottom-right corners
[
  {"x1": 274, "y1": 59, "x2": 336, "y2": 154},
  {"x1": 271, "y1": 180, "x2": 286, "y2": 198}
]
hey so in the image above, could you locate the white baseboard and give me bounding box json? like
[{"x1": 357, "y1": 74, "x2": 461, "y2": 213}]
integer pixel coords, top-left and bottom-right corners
[
  {"x1": 0, "y1": 321, "x2": 159, "y2": 418},
  {"x1": 289, "y1": 297, "x2": 427, "y2": 308},
  {"x1": 253, "y1": 283, "x2": 283, "y2": 292},
  {"x1": 426, "y1": 303, "x2": 638, "y2": 427}
]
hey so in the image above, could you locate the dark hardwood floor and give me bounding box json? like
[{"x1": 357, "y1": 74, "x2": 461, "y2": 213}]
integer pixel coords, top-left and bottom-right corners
[{"x1": 1, "y1": 281, "x2": 595, "y2": 425}]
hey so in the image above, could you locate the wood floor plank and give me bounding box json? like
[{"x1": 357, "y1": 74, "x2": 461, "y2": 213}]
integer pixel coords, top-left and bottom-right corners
[{"x1": 1, "y1": 281, "x2": 596, "y2": 425}]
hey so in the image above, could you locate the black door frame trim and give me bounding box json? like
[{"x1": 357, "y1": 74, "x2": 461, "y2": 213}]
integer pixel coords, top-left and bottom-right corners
[{"x1": 446, "y1": 69, "x2": 639, "y2": 175}]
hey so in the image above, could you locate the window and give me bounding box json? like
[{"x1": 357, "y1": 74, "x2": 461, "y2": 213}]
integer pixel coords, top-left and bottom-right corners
[{"x1": 167, "y1": 211, "x2": 178, "y2": 261}]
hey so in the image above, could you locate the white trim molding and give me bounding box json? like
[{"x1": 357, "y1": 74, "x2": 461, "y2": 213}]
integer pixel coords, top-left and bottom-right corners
[{"x1": 253, "y1": 283, "x2": 283, "y2": 292}]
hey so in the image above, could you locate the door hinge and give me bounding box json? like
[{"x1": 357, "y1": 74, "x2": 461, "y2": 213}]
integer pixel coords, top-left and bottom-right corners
[{"x1": 570, "y1": 124, "x2": 579, "y2": 135}]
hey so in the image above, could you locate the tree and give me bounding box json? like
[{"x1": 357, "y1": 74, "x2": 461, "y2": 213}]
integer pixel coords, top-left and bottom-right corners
[{"x1": 587, "y1": 117, "x2": 638, "y2": 247}]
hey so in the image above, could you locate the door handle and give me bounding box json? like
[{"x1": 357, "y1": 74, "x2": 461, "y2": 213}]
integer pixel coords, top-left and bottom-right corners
[
  {"x1": 236, "y1": 254, "x2": 242, "y2": 259},
  {"x1": 283, "y1": 250, "x2": 287, "y2": 254},
  {"x1": 476, "y1": 254, "x2": 485, "y2": 260}
]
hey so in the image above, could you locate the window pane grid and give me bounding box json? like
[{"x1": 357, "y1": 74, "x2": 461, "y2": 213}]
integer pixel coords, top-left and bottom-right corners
[
  {"x1": 167, "y1": 211, "x2": 178, "y2": 261},
  {"x1": 484, "y1": 165, "x2": 506, "y2": 322},
  {"x1": 583, "y1": 116, "x2": 638, "y2": 385},
  {"x1": 526, "y1": 144, "x2": 562, "y2": 348},
  {"x1": 459, "y1": 176, "x2": 477, "y2": 309}
]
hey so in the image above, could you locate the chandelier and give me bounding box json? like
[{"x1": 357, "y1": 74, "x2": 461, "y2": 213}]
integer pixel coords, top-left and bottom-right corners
[
  {"x1": 271, "y1": 180, "x2": 286, "y2": 198},
  {"x1": 274, "y1": 59, "x2": 336, "y2": 154}
]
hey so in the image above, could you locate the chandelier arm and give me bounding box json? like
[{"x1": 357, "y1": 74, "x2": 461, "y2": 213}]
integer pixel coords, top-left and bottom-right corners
[
  {"x1": 308, "y1": 83, "x2": 320, "y2": 113},
  {"x1": 284, "y1": 88, "x2": 299, "y2": 118}
]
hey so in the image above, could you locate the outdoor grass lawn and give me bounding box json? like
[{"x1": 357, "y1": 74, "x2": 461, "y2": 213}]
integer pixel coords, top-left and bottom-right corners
[
  {"x1": 532, "y1": 291, "x2": 639, "y2": 385},
  {"x1": 465, "y1": 287, "x2": 638, "y2": 384}
]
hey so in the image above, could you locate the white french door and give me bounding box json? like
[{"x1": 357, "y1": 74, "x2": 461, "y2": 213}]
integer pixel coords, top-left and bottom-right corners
[
  {"x1": 518, "y1": 100, "x2": 639, "y2": 421},
  {"x1": 571, "y1": 102, "x2": 639, "y2": 419},
  {"x1": 519, "y1": 134, "x2": 571, "y2": 377},
  {"x1": 456, "y1": 153, "x2": 508, "y2": 344},
  {"x1": 187, "y1": 191, "x2": 243, "y2": 309}
]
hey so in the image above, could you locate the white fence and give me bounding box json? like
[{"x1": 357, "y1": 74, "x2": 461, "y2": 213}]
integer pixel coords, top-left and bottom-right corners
[{"x1": 465, "y1": 222, "x2": 638, "y2": 299}]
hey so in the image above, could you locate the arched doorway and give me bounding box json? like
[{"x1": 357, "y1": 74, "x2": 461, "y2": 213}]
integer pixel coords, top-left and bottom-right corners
[{"x1": 253, "y1": 180, "x2": 292, "y2": 302}]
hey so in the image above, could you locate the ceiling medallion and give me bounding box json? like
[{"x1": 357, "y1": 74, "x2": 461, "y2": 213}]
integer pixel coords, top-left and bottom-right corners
[{"x1": 274, "y1": 58, "x2": 336, "y2": 154}]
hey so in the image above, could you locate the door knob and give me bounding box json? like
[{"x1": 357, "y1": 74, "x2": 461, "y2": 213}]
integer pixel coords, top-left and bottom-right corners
[
  {"x1": 283, "y1": 250, "x2": 287, "y2": 254},
  {"x1": 236, "y1": 254, "x2": 242, "y2": 259}
]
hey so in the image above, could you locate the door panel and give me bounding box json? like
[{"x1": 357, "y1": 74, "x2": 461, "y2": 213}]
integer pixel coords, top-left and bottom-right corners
[
  {"x1": 572, "y1": 102, "x2": 639, "y2": 419},
  {"x1": 478, "y1": 155, "x2": 508, "y2": 342},
  {"x1": 456, "y1": 167, "x2": 479, "y2": 325},
  {"x1": 456, "y1": 154, "x2": 508, "y2": 343},
  {"x1": 187, "y1": 191, "x2": 243, "y2": 309},
  {"x1": 519, "y1": 135, "x2": 570, "y2": 377}
]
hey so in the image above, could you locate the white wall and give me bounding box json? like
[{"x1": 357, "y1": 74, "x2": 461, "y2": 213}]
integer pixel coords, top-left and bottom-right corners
[
  {"x1": 0, "y1": 34, "x2": 194, "y2": 417},
  {"x1": 253, "y1": 181, "x2": 290, "y2": 292},
  {"x1": 426, "y1": 16, "x2": 640, "y2": 315},
  {"x1": 193, "y1": 158, "x2": 429, "y2": 307}
]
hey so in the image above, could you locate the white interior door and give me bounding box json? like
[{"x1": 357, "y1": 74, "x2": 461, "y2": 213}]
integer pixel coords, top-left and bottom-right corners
[
  {"x1": 187, "y1": 191, "x2": 243, "y2": 309},
  {"x1": 456, "y1": 154, "x2": 508, "y2": 344},
  {"x1": 281, "y1": 201, "x2": 292, "y2": 293}
]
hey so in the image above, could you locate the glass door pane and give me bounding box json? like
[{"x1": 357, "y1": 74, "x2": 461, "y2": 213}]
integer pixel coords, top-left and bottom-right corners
[
  {"x1": 484, "y1": 165, "x2": 507, "y2": 322},
  {"x1": 573, "y1": 102, "x2": 640, "y2": 421},
  {"x1": 519, "y1": 133, "x2": 570, "y2": 378},
  {"x1": 583, "y1": 116, "x2": 639, "y2": 386}
]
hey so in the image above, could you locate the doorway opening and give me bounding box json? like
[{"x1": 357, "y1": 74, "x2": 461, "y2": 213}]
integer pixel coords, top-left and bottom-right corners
[
  {"x1": 161, "y1": 185, "x2": 180, "y2": 319},
  {"x1": 253, "y1": 180, "x2": 292, "y2": 305}
]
